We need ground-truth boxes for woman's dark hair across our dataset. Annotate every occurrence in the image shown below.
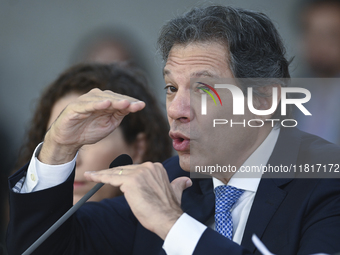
[16,63,172,169]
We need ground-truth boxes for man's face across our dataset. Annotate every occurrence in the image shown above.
[164,42,261,176]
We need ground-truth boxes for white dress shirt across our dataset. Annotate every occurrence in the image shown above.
[18,128,280,255]
[19,142,77,193]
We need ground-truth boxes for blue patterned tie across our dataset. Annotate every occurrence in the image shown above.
[214,185,245,239]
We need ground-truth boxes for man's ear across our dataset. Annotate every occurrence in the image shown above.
[131,133,147,164]
[252,85,281,120]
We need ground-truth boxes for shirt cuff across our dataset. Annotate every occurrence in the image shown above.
[162,213,207,255]
[21,142,77,193]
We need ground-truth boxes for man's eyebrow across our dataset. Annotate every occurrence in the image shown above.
[163,69,170,77]
[190,71,218,78]
[163,69,219,78]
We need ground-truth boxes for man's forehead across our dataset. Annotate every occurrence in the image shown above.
[166,42,227,59]
[163,42,230,78]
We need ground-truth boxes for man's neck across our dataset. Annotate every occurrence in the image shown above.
[215,123,276,184]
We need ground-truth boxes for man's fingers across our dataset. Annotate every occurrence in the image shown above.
[84,168,126,186]
[128,100,146,112]
[69,88,145,115]
[71,99,144,115]
[89,88,146,108]
[84,164,137,185]
[170,177,192,204]
[111,99,145,114]
[101,89,141,102]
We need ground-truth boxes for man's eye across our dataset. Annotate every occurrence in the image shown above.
[197,86,211,94]
[164,85,177,94]
[198,87,210,93]
[196,82,212,94]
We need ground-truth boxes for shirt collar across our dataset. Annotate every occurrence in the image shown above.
[213,127,280,193]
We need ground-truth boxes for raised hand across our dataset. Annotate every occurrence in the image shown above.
[39,88,145,165]
[84,162,192,240]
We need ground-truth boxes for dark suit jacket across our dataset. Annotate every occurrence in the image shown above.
[6,128,340,255]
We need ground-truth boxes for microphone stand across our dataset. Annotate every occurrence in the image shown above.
[22,154,132,255]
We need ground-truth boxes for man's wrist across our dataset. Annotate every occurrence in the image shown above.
[38,131,78,165]
[155,210,183,240]
[162,213,207,255]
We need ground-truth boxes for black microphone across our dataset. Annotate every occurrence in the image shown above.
[22,154,133,255]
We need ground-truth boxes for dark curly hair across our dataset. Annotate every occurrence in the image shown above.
[15,63,172,169]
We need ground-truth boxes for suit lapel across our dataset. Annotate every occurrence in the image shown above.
[241,128,301,252]
[165,156,215,224]
[181,177,215,224]
[241,178,288,252]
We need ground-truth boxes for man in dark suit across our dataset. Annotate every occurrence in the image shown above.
[7,5,340,255]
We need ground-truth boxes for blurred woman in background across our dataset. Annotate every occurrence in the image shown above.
[15,63,172,204]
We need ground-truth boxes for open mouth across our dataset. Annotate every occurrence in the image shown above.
[170,132,190,151]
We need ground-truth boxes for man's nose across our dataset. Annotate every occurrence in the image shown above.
[167,89,192,123]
